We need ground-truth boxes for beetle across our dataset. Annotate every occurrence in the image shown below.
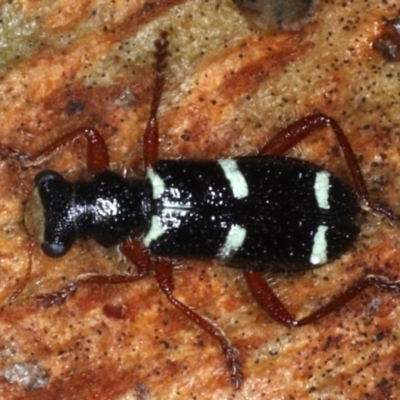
[5,31,400,388]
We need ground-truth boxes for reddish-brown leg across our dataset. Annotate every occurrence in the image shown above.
[141,32,244,386]
[245,271,400,326]
[0,126,110,195]
[37,235,245,386]
[8,127,110,302]
[25,127,110,174]
[0,142,31,195]
[35,32,170,305]
[143,31,169,169]
[137,31,243,386]
[78,238,152,285]
[155,257,244,389]
[243,113,398,327]
[36,237,151,307]
[260,113,392,219]
[8,240,36,302]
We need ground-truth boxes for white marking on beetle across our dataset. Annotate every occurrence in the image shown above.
[218,159,249,199]
[217,224,247,259]
[314,171,331,209]
[160,187,193,228]
[95,198,118,217]
[160,206,191,229]
[310,225,328,265]
[147,167,165,199]
[143,215,165,246]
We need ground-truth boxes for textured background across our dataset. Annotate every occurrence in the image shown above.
[0,0,399,399]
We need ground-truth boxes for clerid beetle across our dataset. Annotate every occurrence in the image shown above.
[5,31,400,389]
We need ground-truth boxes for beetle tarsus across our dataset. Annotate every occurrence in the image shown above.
[36,283,78,308]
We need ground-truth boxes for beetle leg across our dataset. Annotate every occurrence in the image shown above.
[8,239,35,302]
[24,127,110,174]
[143,31,169,169]
[6,126,110,303]
[0,142,31,195]
[119,236,153,275]
[244,270,400,327]
[36,283,79,308]
[260,113,393,220]
[36,237,151,307]
[155,257,244,389]
[77,237,152,284]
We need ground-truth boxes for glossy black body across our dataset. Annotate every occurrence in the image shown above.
[35,170,151,256]
[35,155,360,271]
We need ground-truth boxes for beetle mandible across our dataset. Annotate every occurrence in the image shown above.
[4,31,400,389]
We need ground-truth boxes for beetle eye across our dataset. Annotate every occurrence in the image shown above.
[34,170,63,187]
[41,241,71,258]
